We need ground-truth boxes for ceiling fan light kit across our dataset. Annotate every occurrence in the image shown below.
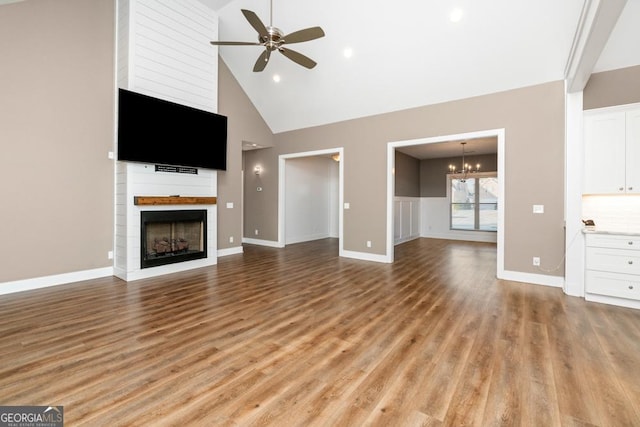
[210,1,325,72]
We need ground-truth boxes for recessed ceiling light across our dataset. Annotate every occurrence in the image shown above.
[343,47,353,58]
[273,74,281,83]
[450,7,464,23]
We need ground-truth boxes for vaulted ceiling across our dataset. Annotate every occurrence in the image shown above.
[200,0,640,134]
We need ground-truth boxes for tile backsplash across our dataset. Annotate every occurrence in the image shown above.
[582,195,640,233]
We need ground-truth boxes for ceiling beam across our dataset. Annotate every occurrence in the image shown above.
[564,0,628,93]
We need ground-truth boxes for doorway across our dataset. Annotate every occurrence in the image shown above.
[278,148,344,255]
[386,129,505,278]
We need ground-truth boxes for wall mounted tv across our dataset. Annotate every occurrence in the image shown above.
[117,88,227,170]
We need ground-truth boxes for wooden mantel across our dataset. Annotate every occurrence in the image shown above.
[133,196,217,206]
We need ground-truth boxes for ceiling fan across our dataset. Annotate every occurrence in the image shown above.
[210,0,325,72]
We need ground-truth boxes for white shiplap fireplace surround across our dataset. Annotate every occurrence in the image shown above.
[114,164,218,281]
[114,0,219,281]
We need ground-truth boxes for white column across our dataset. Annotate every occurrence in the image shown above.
[564,89,585,297]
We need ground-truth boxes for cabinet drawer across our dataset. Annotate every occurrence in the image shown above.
[586,270,640,301]
[585,234,640,250]
[586,247,640,274]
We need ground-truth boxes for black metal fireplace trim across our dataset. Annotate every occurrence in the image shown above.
[140,209,207,269]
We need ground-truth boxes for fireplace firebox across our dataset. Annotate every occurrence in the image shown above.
[140,210,207,269]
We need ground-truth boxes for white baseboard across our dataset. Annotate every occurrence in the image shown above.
[585,293,640,310]
[217,246,244,257]
[499,270,564,288]
[421,231,497,243]
[285,233,330,245]
[394,235,420,246]
[242,238,284,248]
[341,249,392,263]
[0,267,114,296]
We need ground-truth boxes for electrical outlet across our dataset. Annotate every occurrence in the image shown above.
[366,240,372,248]
[229,236,234,243]
[533,257,540,266]
[108,250,113,260]
[255,229,259,236]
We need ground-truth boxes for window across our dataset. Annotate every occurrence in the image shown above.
[449,173,498,231]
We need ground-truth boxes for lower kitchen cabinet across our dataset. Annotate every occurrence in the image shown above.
[585,232,640,309]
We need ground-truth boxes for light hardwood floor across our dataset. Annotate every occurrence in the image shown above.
[1,238,639,426]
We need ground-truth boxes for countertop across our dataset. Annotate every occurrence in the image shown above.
[582,228,640,237]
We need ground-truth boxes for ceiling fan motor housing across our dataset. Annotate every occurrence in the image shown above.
[262,26,284,50]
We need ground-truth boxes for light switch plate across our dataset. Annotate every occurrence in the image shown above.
[533,204,544,214]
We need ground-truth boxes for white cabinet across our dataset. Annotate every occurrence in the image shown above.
[584,105,640,194]
[627,109,640,192]
[585,233,640,308]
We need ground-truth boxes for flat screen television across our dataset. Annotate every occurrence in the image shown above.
[117,88,227,170]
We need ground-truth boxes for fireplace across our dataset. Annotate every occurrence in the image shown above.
[140,210,207,269]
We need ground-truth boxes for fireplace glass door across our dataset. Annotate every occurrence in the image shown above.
[140,210,207,268]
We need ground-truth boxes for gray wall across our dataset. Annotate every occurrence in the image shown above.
[218,60,273,249]
[421,154,498,197]
[394,151,420,197]
[243,81,566,276]
[0,0,115,284]
[584,65,640,110]
[243,148,277,240]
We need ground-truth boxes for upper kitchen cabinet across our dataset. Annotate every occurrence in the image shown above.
[584,104,640,195]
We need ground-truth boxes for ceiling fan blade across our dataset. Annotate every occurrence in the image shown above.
[279,47,317,69]
[283,27,325,44]
[241,9,268,39]
[210,41,262,46]
[253,49,271,72]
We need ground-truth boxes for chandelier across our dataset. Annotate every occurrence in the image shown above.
[448,142,480,182]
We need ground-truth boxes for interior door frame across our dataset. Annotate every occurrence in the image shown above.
[278,147,344,255]
[386,128,505,278]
